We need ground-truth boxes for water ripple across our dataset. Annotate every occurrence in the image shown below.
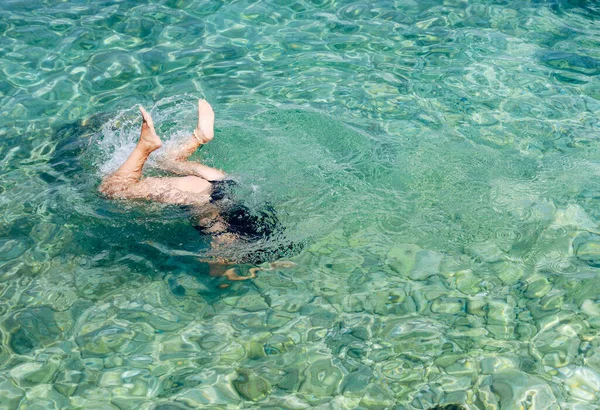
[2,0,600,408]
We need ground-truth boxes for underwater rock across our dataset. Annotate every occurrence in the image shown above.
[574,233,600,267]
[479,356,520,375]
[99,369,124,387]
[263,333,295,355]
[486,298,516,326]
[157,368,203,398]
[466,241,505,263]
[175,367,239,406]
[277,368,302,392]
[539,290,565,311]
[379,355,426,383]
[340,292,367,313]
[345,315,377,341]
[359,383,395,409]
[529,230,576,276]
[299,302,340,328]
[159,332,216,363]
[474,384,500,409]
[348,228,386,252]
[21,357,61,386]
[369,346,396,363]
[242,332,271,359]
[581,299,600,329]
[265,288,312,313]
[441,392,469,408]
[236,294,269,312]
[491,261,524,285]
[444,358,477,377]
[538,51,600,76]
[300,358,344,399]
[486,324,514,340]
[176,385,238,407]
[110,397,149,409]
[4,306,63,355]
[363,289,407,315]
[427,405,467,410]
[76,324,138,357]
[561,366,600,402]
[195,333,227,353]
[118,309,187,333]
[232,311,271,332]
[266,310,296,328]
[551,204,599,232]
[466,297,486,317]
[74,268,121,300]
[431,297,465,314]
[515,322,538,342]
[219,342,246,363]
[410,250,443,280]
[454,269,483,295]
[221,293,268,312]
[0,375,25,408]
[232,368,272,402]
[54,369,83,397]
[0,238,31,263]
[327,250,365,274]
[385,243,420,275]
[16,384,70,409]
[153,403,192,410]
[380,318,444,357]
[253,271,301,292]
[341,366,373,397]
[522,275,552,300]
[491,370,558,409]
[306,230,347,255]
[531,314,587,369]
[438,375,473,393]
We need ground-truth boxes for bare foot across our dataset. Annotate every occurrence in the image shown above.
[270,261,296,269]
[224,268,256,281]
[194,99,215,144]
[139,106,162,151]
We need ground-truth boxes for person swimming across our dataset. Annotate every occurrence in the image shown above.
[98,100,297,280]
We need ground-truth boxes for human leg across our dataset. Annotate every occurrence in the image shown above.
[207,261,257,281]
[157,99,226,181]
[99,107,213,205]
[99,106,161,197]
[133,176,212,205]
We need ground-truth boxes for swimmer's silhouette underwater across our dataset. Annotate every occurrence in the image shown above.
[99,100,298,280]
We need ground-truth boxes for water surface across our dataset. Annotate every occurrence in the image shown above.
[2,0,600,408]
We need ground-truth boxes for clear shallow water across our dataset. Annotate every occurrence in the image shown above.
[2,0,600,408]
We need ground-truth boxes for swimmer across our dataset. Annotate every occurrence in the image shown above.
[99,100,296,280]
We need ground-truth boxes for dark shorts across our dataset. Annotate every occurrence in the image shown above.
[191,180,302,264]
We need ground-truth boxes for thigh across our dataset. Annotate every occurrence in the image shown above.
[128,176,212,205]
[155,157,226,181]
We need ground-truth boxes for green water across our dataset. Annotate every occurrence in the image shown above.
[2,0,600,408]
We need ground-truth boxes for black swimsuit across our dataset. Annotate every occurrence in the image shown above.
[192,180,301,264]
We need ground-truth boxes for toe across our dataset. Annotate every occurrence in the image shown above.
[139,106,154,127]
[198,99,213,113]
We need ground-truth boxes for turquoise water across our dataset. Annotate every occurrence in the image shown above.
[2,0,600,408]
